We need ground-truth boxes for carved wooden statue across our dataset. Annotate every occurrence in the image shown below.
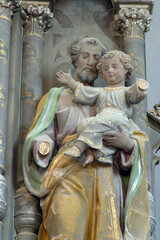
[22,38,150,240]
[57,50,149,167]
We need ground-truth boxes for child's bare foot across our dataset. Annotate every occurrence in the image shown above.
[83,149,95,167]
[65,146,81,157]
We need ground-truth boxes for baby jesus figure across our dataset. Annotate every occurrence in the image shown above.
[56,50,149,166]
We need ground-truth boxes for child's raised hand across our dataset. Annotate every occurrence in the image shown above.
[56,69,77,91]
[56,69,72,85]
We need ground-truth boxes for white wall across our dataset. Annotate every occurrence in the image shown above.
[146,0,160,110]
[146,1,160,238]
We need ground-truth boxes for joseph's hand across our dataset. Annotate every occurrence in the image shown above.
[103,124,134,153]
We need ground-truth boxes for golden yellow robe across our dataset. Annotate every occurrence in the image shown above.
[22,88,150,240]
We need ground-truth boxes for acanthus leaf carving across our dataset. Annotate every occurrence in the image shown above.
[21,4,54,36]
[0,0,21,20]
[114,8,152,39]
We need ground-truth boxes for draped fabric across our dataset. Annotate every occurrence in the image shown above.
[22,87,65,197]
[38,132,150,240]
[22,88,150,240]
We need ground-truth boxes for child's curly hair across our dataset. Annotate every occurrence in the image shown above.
[97,50,133,81]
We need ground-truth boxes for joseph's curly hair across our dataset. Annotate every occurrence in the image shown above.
[97,50,133,81]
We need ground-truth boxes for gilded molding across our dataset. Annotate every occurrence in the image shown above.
[149,103,160,121]
[114,8,152,39]
[21,4,53,37]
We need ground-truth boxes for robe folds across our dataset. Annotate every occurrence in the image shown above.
[22,87,150,240]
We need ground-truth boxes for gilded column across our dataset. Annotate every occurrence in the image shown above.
[14,4,53,240]
[114,7,152,134]
[0,0,20,237]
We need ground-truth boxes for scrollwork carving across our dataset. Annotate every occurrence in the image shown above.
[0,174,7,221]
[149,103,160,121]
[21,4,53,36]
[114,8,152,39]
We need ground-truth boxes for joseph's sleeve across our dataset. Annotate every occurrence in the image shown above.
[32,121,55,168]
[73,82,100,105]
[116,140,137,172]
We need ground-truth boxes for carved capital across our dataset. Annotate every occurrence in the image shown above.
[0,0,12,7]
[21,4,53,37]
[114,8,152,39]
[0,0,21,22]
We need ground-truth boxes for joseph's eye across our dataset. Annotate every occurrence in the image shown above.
[82,54,88,59]
[113,65,117,69]
[94,56,100,61]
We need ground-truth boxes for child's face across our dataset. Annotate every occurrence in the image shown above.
[101,56,127,87]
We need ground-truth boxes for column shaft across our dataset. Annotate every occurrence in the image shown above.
[0,16,11,172]
[114,7,152,134]
[0,3,13,238]
[114,6,154,238]
[14,4,53,240]
[20,35,44,155]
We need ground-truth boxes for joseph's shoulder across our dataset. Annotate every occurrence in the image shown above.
[58,88,73,99]
[57,88,73,110]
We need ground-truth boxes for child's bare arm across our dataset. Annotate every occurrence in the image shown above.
[56,69,78,91]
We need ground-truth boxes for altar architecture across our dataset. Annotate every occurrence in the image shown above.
[0,0,159,239]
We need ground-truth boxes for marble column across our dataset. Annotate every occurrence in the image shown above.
[114,7,152,134]
[14,4,53,240]
[0,0,20,238]
[113,5,155,239]
[20,4,53,145]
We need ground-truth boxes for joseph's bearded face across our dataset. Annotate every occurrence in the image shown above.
[75,44,101,84]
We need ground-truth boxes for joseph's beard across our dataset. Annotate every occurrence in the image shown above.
[78,67,98,84]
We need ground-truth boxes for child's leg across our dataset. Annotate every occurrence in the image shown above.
[65,141,89,157]
[83,149,95,167]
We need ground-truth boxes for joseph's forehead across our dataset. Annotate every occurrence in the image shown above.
[81,44,101,54]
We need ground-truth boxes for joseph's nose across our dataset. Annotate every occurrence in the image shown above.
[87,56,94,65]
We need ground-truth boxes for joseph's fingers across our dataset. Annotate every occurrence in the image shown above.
[117,124,123,133]
[103,142,114,146]
[103,131,117,137]
[103,137,117,142]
